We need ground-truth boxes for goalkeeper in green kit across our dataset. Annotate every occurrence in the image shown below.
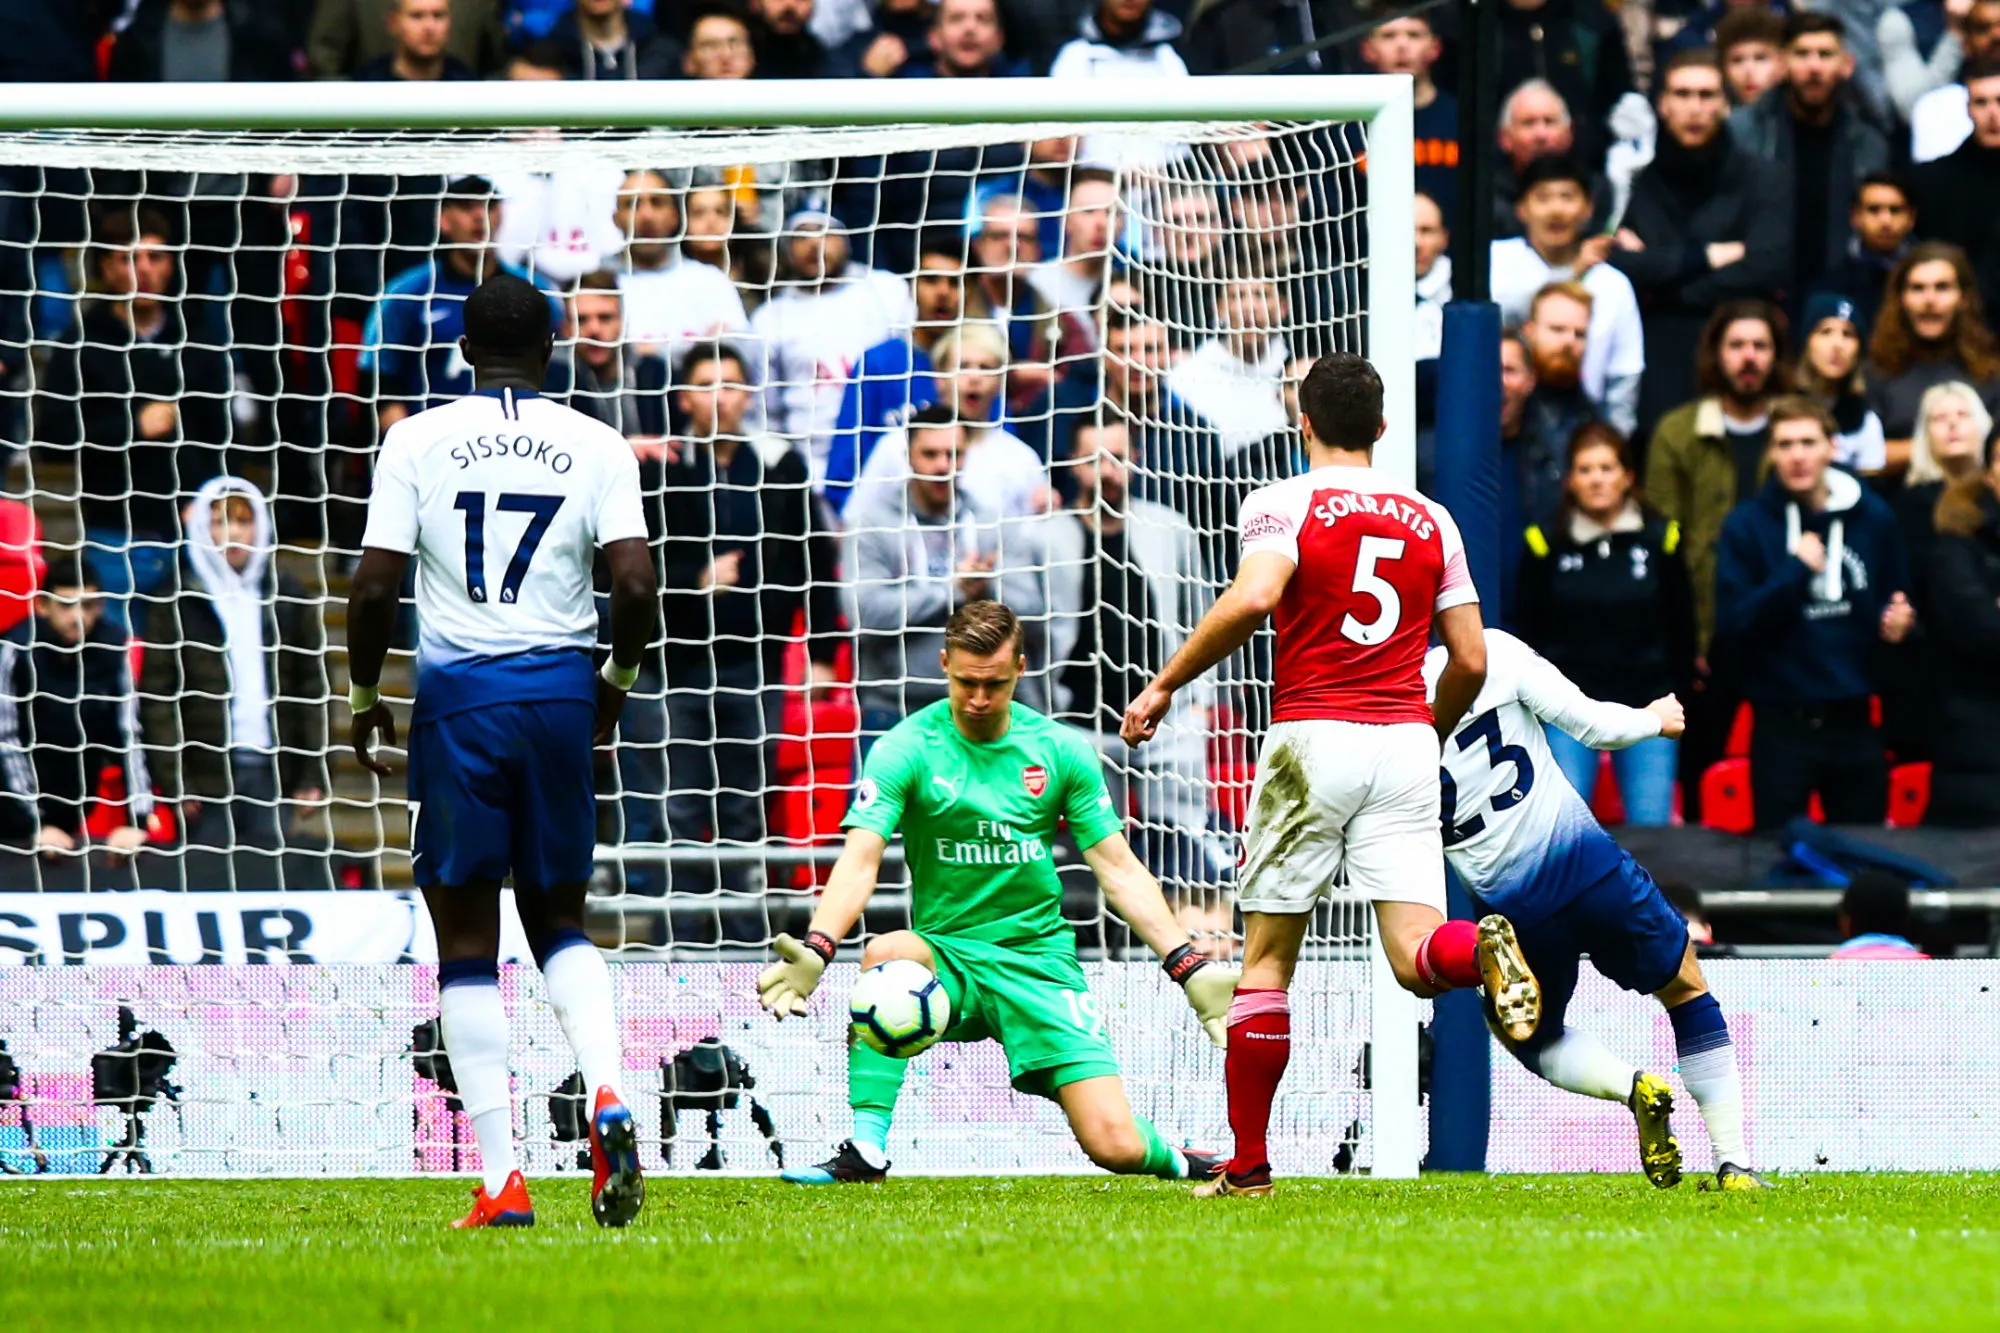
[756,600,1237,1183]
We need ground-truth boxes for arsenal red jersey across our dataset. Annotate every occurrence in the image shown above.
[1237,465,1478,725]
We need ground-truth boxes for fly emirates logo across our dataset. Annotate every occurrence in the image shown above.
[935,820,1048,866]
[1312,491,1435,541]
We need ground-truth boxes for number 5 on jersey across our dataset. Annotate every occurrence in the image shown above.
[1342,535,1405,645]
[454,491,564,605]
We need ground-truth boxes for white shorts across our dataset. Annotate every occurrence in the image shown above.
[1236,719,1445,915]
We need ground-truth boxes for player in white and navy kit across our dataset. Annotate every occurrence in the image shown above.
[1123,353,1540,1197]
[1422,630,1769,1191]
[347,274,660,1228]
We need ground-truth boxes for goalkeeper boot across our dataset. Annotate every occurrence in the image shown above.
[1628,1071,1683,1189]
[589,1087,645,1228]
[453,1171,535,1229]
[1706,1163,1774,1192]
[1476,914,1542,1044]
[1181,1149,1227,1181]
[1192,1163,1274,1198]
[781,1139,889,1185]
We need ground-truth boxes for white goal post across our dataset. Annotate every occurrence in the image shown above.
[0,77,1423,1180]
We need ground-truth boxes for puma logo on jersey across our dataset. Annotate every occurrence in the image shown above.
[930,774,959,803]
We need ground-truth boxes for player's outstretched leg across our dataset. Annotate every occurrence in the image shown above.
[1527,1025,1682,1188]
[1055,1075,1214,1182]
[522,892,643,1227]
[783,930,928,1185]
[1375,903,1543,1043]
[1655,947,1770,1191]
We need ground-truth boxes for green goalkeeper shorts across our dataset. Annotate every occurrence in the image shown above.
[916,931,1121,1099]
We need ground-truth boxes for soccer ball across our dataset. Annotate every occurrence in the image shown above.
[848,958,951,1058]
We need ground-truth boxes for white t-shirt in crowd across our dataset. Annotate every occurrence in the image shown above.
[620,258,750,362]
[493,168,628,286]
[849,423,1050,521]
[749,266,914,481]
[1910,83,1971,163]
[1165,336,1291,453]
[1489,238,1647,407]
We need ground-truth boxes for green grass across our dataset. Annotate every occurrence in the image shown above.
[6,1174,2000,1332]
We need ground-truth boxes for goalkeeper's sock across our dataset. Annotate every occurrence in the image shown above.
[1223,988,1290,1173]
[1668,992,1747,1166]
[1415,919,1481,991]
[438,958,519,1196]
[1534,1027,1639,1102]
[538,930,624,1101]
[848,1041,907,1167]
[1134,1115,1187,1179]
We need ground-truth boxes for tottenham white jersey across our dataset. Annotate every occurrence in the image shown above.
[361,388,647,670]
[1421,631,1661,907]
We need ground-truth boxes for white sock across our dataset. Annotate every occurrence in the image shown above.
[1680,1044,1747,1167]
[438,980,518,1195]
[542,941,625,1101]
[1534,1027,1639,1102]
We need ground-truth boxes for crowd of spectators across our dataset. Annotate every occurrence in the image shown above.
[3,0,2000,908]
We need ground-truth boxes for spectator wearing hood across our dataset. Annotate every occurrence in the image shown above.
[140,478,328,852]
[1714,397,1914,829]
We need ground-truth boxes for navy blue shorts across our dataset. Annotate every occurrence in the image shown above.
[407,698,596,890]
[1473,849,1689,1056]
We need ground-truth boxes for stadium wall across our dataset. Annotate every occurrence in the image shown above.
[2,919,1994,1176]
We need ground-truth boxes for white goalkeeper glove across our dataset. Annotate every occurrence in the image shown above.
[757,931,836,1018]
[1163,944,1238,1049]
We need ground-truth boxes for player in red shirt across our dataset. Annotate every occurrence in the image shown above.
[1122,352,1541,1196]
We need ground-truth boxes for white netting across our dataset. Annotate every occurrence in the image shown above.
[0,109,1404,1175]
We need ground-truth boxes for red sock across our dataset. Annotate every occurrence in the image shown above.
[1223,989,1290,1174]
[1415,919,1481,991]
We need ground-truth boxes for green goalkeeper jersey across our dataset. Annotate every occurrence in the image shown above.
[843,700,1124,952]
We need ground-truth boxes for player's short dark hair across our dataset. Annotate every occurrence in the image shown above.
[1298,352,1384,451]
[944,599,1022,658]
[679,339,748,383]
[1715,6,1785,54]
[1785,10,1846,45]
[463,273,553,359]
[1841,870,1912,938]
[1515,154,1591,196]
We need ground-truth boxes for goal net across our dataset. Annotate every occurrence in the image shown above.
[0,80,1422,1179]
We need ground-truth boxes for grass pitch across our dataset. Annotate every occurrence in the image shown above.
[6,1173,1998,1332]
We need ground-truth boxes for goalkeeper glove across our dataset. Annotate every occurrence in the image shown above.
[757,931,837,1018]
[1163,944,1237,1049]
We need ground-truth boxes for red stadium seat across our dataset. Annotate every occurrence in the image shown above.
[1699,759,1754,834]
[1590,751,1626,826]
[1724,703,1754,758]
[1887,762,1932,829]
[0,498,42,636]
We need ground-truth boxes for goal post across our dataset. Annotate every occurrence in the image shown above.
[0,77,1423,1179]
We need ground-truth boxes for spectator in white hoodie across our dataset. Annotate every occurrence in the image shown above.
[1048,0,1188,169]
